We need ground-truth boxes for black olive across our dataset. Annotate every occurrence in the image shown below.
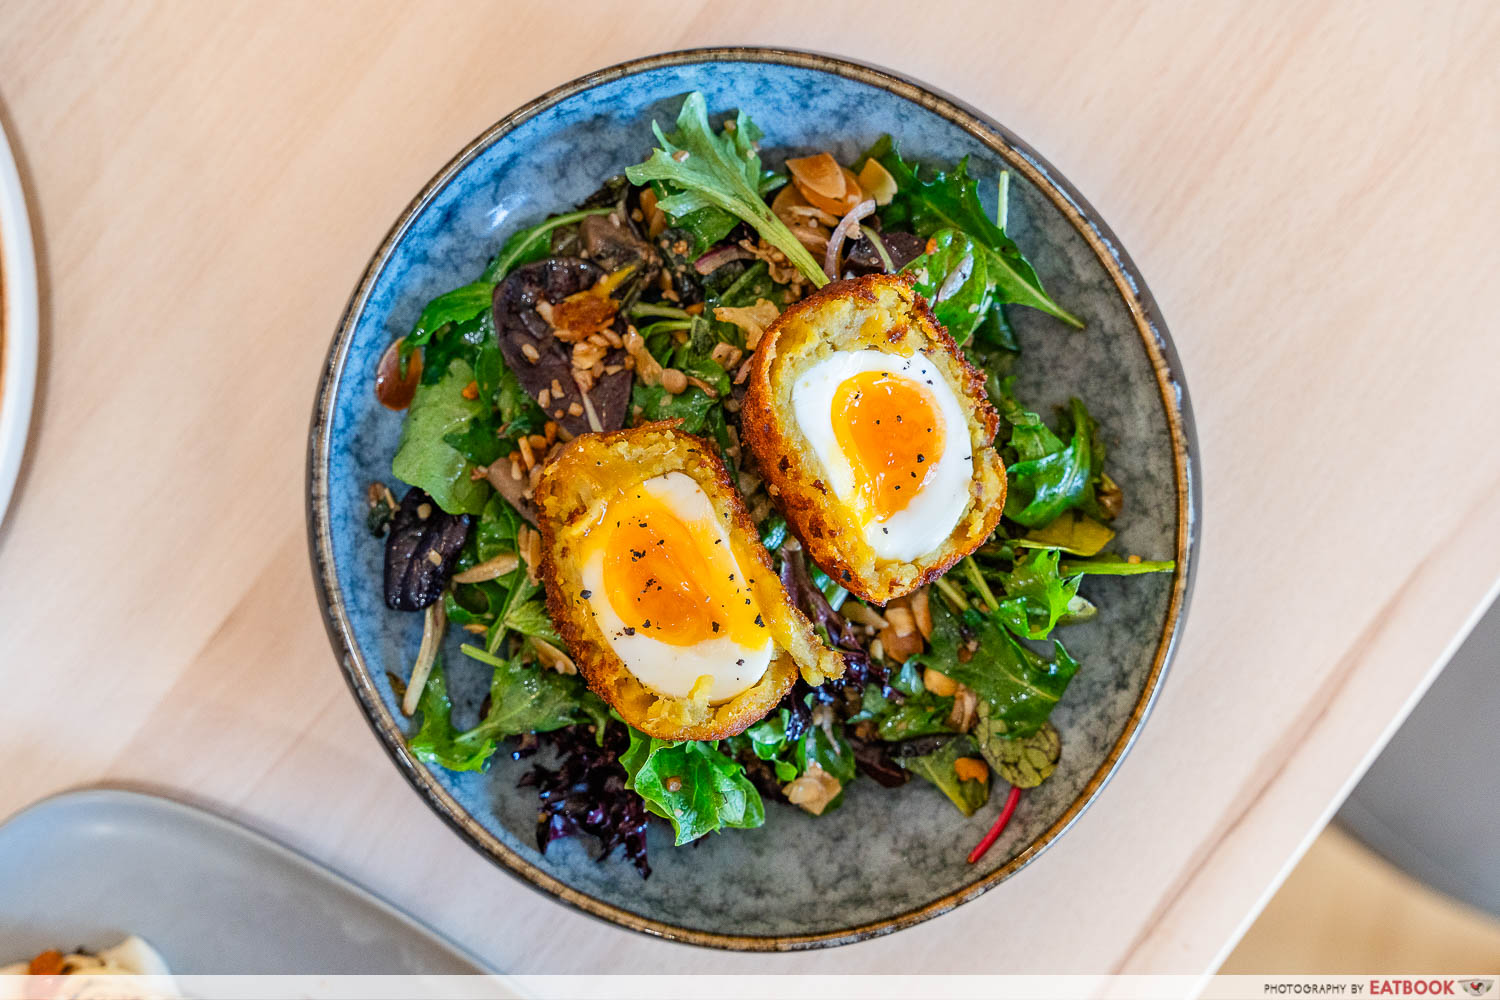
[383,487,473,611]
[842,231,926,277]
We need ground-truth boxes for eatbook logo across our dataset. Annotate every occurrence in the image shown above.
[1462,981,1494,997]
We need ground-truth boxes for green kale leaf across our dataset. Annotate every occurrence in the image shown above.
[899,734,990,816]
[620,730,766,845]
[915,600,1080,740]
[391,357,491,515]
[626,93,827,287]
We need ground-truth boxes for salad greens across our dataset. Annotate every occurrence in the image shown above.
[374,91,1177,876]
[871,138,1083,329]
[410,656,610,773]
[899,735,990,816]
[621,730,766,845]
[914,602,1080,741]
[625,92,826,287]
[391,358,491,515]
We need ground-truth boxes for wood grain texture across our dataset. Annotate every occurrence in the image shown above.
[1224,827,1500,974]
[1,0,1498,974]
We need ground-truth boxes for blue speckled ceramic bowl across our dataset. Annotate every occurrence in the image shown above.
[308,48,1199,950]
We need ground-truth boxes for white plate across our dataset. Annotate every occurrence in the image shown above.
[0,117,37,525]
[0,789,490,974]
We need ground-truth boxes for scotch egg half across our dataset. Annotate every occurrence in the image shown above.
[742,274,1007,604]
[534,421,844,741]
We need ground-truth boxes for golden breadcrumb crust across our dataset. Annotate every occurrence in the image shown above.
[534,421,844,741]
[740,274,1007,605]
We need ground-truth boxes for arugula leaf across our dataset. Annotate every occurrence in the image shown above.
[671,345,731,398]
[649,185,738,258]
[797,716,857,787]
[400,281,493,364]
[409,660,493,772]
[503,598,562,644]
[418,310,490,387]
[453,646,610,755]
[443,579,505,630]
[904,230,995,344]
[730,706,857,800]
[735,711,799,782]
[442,415,505,467]
[711,259,782,309]
[391,358,492,515]
[473,494,522,562]
[620,730,765,845]
[899,735,990,816]
[873,138,1081,328]
[974,713,1061,789]
[631,382,718,433]
[626,93,827,287]
[995,549,1082,640]
[480,206,616,283]
[976,301,1021,353]
[915,601,1080,739]
[850,659,955,740]
[486,567,540,655]
[850,683,955,741]
[999,384,1098,528]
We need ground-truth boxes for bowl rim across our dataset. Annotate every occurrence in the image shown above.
[307,45,1201,952]
[0,116,38,528]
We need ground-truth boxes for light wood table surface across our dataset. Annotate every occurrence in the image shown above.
[2,0,1497,975]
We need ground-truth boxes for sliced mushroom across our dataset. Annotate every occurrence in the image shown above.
[580,213,659,281]
[383,487,473,611]
[492,258,633,437]
[484,462,538,525]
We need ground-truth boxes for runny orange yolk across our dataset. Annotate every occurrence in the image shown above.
[831,369,946,520]
[599,490,763,648]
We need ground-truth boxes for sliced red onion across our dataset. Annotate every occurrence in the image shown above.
[824,199,877,280]
[693,244,754,275]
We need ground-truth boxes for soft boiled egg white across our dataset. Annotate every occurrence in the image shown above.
[792,349,973,562]
[577,471,771,704]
